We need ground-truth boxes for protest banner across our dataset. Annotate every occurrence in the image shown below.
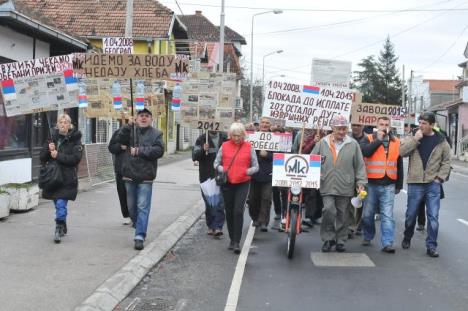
[73,53,189,80]
[351,102,407,126]
[102,37,134,54]
[0,55,74,81]
[262,80,353,130]
[272,153,321,188]
[311,58,352,88]
[246,131,292,152]
[2,73,78,117]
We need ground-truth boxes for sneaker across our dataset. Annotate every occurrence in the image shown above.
[426,248,439,258]
[382,245,396,254]
[335,243,346,253]
[274,214,281,221]
[375,214,381,221]
[134,239,144,250]
[207,229,214,235]
[214,229,223,237]
[279,219,286,232]
[228,241,235,250]
[321,240,336,252]
[362,240,371,246]
[233,243,241,254]
[402,238,411,249]
[416,225,425,231]
[260,225,268,232]
[302,219,314,228]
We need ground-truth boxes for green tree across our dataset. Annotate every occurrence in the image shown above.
[353,37,402,105]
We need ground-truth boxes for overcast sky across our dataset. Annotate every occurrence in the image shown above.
[161,0,468,84]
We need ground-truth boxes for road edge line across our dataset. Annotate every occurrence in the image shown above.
[457,218,468,227]
[224,222,255,311]
[74,200,205,311]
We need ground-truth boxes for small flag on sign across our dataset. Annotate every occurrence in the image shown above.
[1,79,17,101]
[63,70,78,91]
[309,154,321,167]
[171,98,181,111]
[113,96,122,109]
[79,95,88,108]
[273,153,285,166]
[303,85,320,95]
[135,97,145,111]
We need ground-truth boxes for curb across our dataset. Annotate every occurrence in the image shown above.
[451,164,468,176]
[74,200,204,311]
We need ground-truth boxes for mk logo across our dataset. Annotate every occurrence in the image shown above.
[285,156,309,175]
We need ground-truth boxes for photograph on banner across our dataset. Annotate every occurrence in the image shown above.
[217,108,235,125]
[311,58,352,89]
[262,80,353,130]
[198,93,217,106]
[73,53,189,80]
[218,93,232,108]
[198,105,216,119]
[2,73,78,117]
[0,54,74,81]
[246,131,293,152]
[351,102,407,126]
[181,106,197,122]
[272,153,321,188]
[391,115,405,135]
[102,37,134,54]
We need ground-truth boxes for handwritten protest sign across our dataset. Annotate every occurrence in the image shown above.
[0,55,73,81]
[73,53,189,80]
[246,131,292,152]
[311,58,352,88]
[272,153,321,188]
[2,73,78,117]
[351,102,407,126]
[102,37,134,54]
[262,80,353,130]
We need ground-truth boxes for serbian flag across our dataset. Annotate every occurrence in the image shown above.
[273,153,285,166]
[171,97,181,111]
[309,154,321,167]
[303,85,320,95]
[113,96,123,109]
[63,70,78,91]
[135,97,145,111]
[1,79,17,101]
[79,95,88,108]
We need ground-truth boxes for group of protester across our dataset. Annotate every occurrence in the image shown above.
[192,112,451,258]
[39,109,451,259]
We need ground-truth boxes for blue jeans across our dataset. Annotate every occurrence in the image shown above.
[125,181,153,241]
[201,190,225,230]
[54,199,68,221]
[362,184,396,248]
[404,182,441,250]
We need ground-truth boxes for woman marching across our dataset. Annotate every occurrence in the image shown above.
[214,123,258,254]
[40,113,83,243]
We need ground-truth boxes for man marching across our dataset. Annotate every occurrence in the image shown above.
[360,116,403,253]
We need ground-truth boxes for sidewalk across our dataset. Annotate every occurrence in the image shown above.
[451,157,468,175]
[0,152,203,311]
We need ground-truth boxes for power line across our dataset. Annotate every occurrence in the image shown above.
[161,1,468,12]
[174,0,184,15]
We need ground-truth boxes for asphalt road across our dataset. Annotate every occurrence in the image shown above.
[122,171,468,311]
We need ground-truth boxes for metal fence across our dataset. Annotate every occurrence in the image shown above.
[82,143,115,187]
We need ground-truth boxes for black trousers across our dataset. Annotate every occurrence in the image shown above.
[272,186,288,217]
[222,182,250,243]
[116,173,129,218]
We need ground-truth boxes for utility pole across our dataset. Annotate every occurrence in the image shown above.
[401,65,405,108]
[218,0,225,73]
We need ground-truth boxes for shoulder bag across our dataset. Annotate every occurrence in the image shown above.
[215,144,243,186]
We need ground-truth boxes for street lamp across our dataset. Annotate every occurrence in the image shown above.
[249,9,283,123]
[262,50,283,104]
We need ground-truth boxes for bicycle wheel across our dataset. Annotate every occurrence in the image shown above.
[287,207,297,259]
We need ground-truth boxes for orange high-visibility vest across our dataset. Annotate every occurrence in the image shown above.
[365,134,400,180]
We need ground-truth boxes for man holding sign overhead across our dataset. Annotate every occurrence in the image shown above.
[312,115,367,253]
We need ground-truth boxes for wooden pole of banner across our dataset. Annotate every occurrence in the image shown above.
[205,130,209,155]
[130,78,136,147]
[298,122,306,154]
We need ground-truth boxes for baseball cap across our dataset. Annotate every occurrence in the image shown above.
[137,108,152,116]
[331,115,349,127]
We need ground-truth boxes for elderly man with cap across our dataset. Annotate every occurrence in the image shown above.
[116,108,165,250]
[312,115,367,252]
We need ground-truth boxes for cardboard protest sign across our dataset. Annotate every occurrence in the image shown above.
[73,53,189,80]
[272,153,321,188]
[351,102,407,126]
[246,131,292,152]
[0,55,74,81]
[191,119,225,131]
[2,73,78,117]
[262,80,353,130]
[311,58,352,88]
[102,37,134,54]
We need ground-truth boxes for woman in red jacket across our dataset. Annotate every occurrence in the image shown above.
[214,123,259,254]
